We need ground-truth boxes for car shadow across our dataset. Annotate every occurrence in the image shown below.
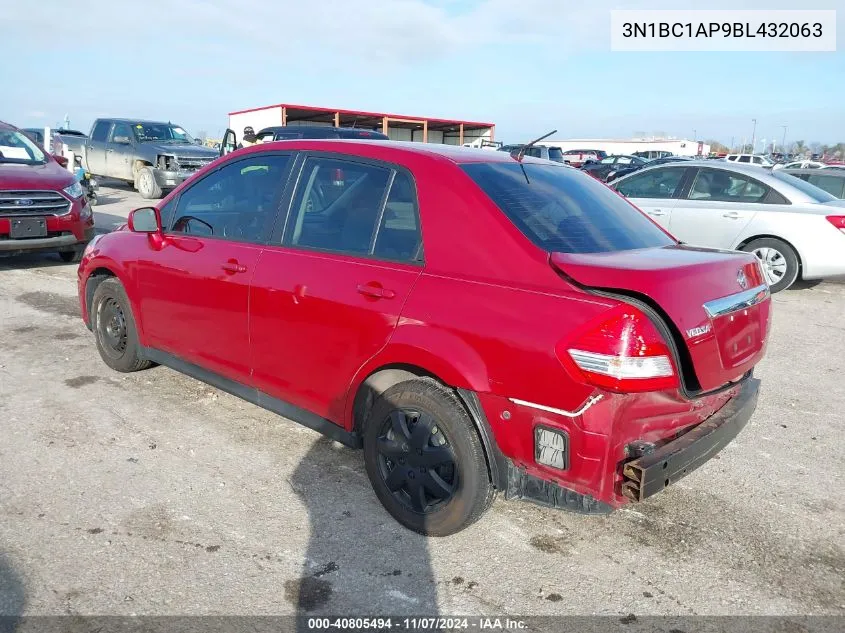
[288,437,438,625]
[0,252,75,271]
[0,553,27,632]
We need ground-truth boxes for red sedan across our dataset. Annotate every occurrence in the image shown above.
[77,140,770,535]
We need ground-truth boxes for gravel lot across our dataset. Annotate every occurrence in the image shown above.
[0,183,843,620]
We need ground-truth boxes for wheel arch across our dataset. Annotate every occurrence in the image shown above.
[82,259,145,338]
[735,233,804,277]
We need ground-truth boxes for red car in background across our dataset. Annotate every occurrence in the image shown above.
[1,121,95,262]
[77,141,769,535]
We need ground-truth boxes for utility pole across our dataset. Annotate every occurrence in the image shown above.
[750,119,757,155]
[730,136,735,152]
[693,129,697,141]
[781,125,787,153]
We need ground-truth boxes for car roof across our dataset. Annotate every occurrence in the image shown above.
[233,138,551,165]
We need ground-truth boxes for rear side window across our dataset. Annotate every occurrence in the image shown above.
[462,162,675,254]
[373,172,422,262]
[737,155,751,163]
[615,167,685,199]
[286,157,392,255]
[91,121,110,142]
[688,169,769,203]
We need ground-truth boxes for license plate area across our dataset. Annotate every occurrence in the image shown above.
[10,217,48,239]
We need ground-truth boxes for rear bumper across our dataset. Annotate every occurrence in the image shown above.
[620,377,760,502]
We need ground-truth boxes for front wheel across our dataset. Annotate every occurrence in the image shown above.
[740,237,799,293]
[363,379,495,536]
[136,166,163,199]
[91,278,152,372]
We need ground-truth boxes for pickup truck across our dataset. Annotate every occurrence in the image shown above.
[69,118,218,199]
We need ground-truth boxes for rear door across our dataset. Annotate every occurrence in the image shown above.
[612,166,689,230]
[668,167,772,248]
[249,154,423,424]
[85,120,111,175]
[136,152,293,383]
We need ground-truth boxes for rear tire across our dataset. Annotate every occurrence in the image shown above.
[362,379,495,536]
[136,166,162,199]
[740,237,799,293]
[91,278,151,372]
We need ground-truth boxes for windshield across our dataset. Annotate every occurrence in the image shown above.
[772,170,837,203]
[133,123,193,144]
[463,162,675,253]
[0,129,47,164]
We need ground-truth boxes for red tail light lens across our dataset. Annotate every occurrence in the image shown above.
[826,215,845,231]
[558,307,679,393]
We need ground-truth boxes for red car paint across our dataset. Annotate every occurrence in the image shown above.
[77,140,769,510]
[0,121,94,257]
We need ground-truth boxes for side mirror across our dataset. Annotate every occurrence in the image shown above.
[113,135,132,145]
[128,207,161,233]
[52,154,69,167]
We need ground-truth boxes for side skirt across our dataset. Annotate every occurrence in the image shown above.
[140,347,362,449]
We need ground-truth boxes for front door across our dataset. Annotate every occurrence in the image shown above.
[669,167,762,249]
[612,165,689,231]
[107,121,136,181]
[250,155,424,425]
[136,152,293,384]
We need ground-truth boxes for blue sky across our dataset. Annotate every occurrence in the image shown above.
[3,0,843,146]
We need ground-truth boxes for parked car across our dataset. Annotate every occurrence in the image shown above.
[724,154,775,167]
[633,150,675,160]
[611,161,845,292]
[0,121,94,261]
[498,144,565,163]
[783,168,845,199]
[560,149,605,167]
[73,118,219,199]
[775,160,828,170]
[581,154,649,182]
[77,140,769,535]
[22,128,87,155]
[220,126,390,156]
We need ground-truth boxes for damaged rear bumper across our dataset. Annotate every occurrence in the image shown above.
[621,377,761,502]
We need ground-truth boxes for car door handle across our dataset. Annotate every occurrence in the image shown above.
[648,210,666,216]
[357,284,395,299]
[722,212,741,219]
[221,260,247,274]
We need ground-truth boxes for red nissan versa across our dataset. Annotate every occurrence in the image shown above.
[77,140,770,536]
[1,121,94,261]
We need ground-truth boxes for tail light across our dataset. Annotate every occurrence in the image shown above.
[557,307,679,393]
[826,216,845,232]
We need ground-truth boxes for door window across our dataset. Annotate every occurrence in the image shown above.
[91,121,110,142]
[169,154,290,242]
[737,155,751,163]
[688,169,769,202]
[110,122,134,142]
[286,157,392,256]
[614,167,685,199]
[616,156,633,165]
[373,172,423,262]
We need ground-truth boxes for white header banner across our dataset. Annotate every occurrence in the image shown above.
[611,10,837,52]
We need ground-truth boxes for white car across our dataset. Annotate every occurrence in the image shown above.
[610,161,845,292]
[774,160,829,170]
[724,154,775,167]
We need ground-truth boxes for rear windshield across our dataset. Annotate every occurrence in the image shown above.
[463,162,675,253]
[548,147,564,163]
[771,170,837,203]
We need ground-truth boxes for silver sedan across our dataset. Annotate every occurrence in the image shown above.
[610,161,845,292]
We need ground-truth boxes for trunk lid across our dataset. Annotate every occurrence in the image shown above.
[551,245,771,393]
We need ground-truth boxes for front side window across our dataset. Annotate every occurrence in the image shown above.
[614,167,686,199]
[463,162,674,254]
[688,169,769,202]
[0,129,46,165]
[169,154,290,242]
[286,157,392,255]
[110,122,134,142]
